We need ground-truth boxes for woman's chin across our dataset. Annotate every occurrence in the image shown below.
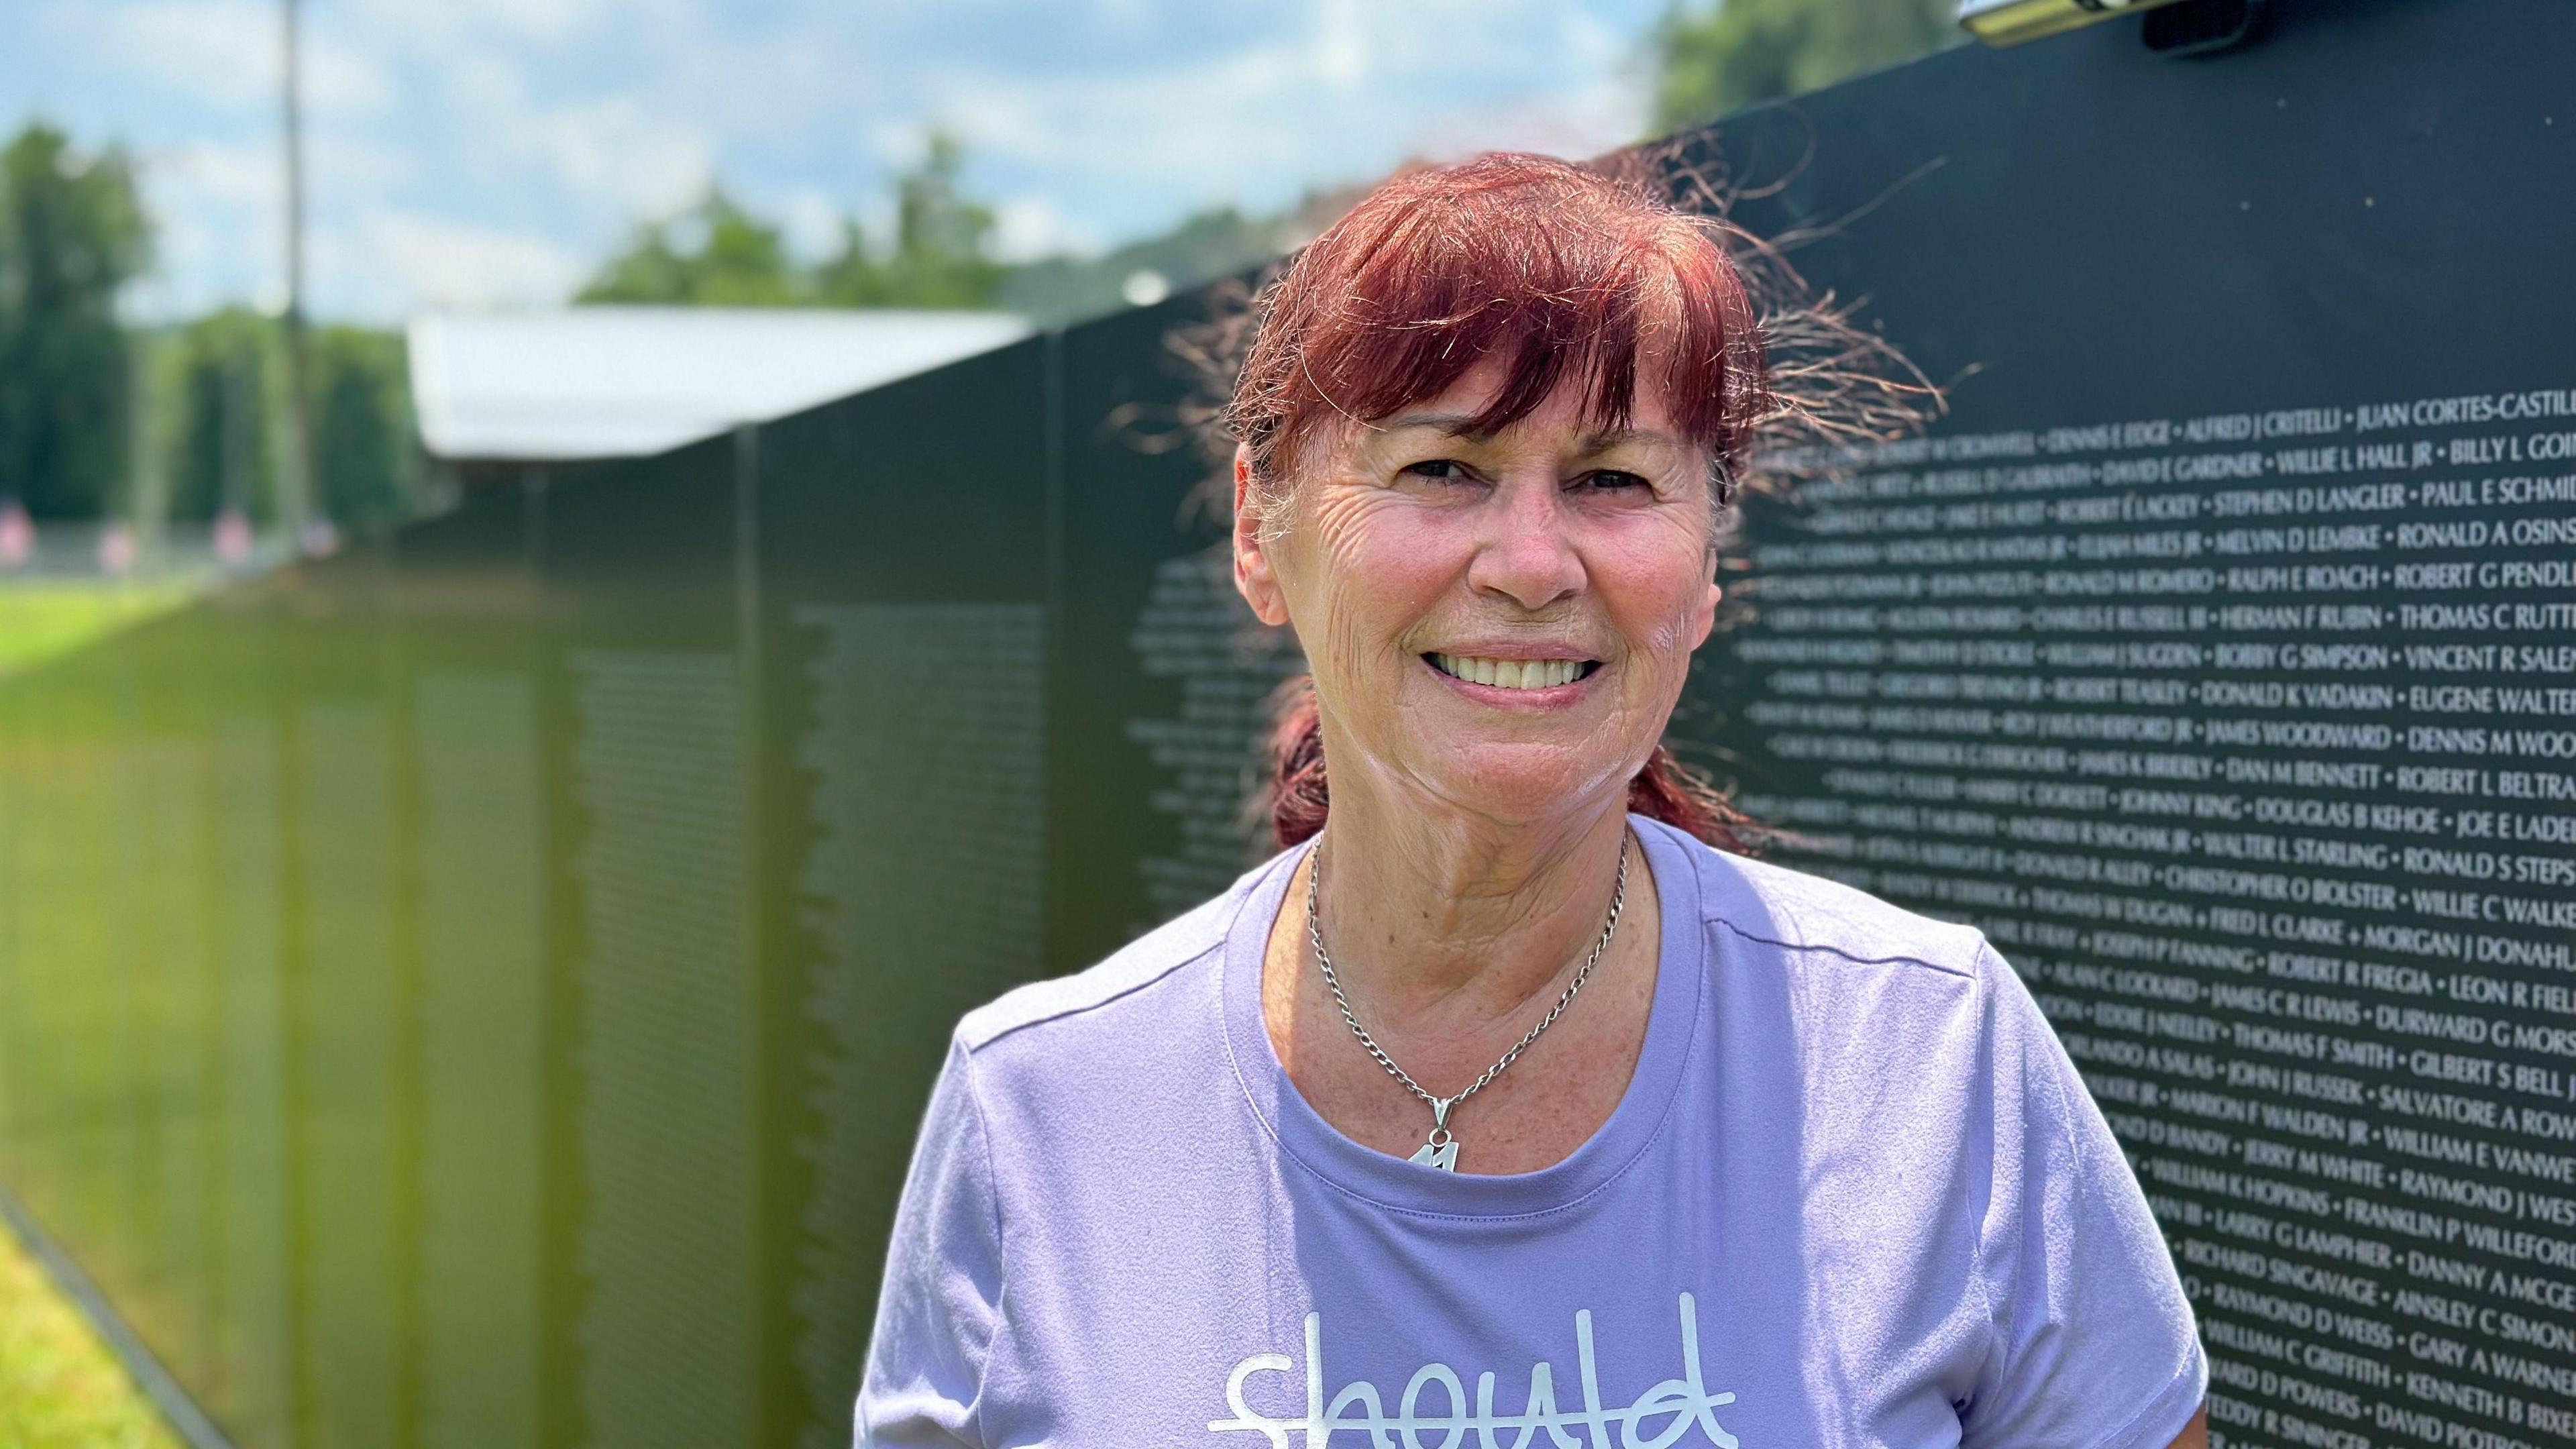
[1403,744,1638,826]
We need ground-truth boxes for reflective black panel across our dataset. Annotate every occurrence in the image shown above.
[1,7,2568,1446]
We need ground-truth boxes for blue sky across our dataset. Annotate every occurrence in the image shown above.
[3,0,1678,324]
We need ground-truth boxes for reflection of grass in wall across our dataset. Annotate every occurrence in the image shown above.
[0,585,195,680]
[0,629,220,1449]
[0,1218,182,1449]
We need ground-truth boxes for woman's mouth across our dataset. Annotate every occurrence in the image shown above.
[1423,653,1602,690]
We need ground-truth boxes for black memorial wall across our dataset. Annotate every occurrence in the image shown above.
[1693,4,2576,1445]
[0,4,2566,1446]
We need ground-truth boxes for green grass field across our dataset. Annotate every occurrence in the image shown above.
[0,1221,181,1449]
[0,584,196,682]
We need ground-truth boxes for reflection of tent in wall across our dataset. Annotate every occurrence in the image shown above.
[407,307,1032,484]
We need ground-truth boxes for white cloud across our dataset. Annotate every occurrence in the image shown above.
[926,44,1318,189]
[864,119,932,170]
[417,50,716,222]
[38,0,1673,320]
[124,138,282,321]
[307,131,419,199]
[436,48,533,121]
[528,95,716,218]
[89,0,395,117]
[341,0,619,48]
[366,211,585,310]
[914,0,1652,212]
[148,136,280,211]
[1314,0,1367,91]
[991,194,1102,263]
[1406,12,1654,163]
[777,185,848,261]
[120,125,425,321]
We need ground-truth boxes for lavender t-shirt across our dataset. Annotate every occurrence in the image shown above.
[856,814,2206,1448]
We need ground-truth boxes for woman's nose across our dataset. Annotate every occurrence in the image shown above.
[1465,475,1585,612]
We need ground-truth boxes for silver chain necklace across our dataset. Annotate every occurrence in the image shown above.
[1304,831,1629,1172]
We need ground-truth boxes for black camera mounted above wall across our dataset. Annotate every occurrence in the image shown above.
[1958,0,2273,56]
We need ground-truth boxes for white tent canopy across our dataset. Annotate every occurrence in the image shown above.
[409,306,1034,462]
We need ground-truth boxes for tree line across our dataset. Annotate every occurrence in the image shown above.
[571,1,1965,323]
[0,0,1957,536]
[0,123,415,535]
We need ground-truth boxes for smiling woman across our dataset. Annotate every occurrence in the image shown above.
[855,152,2210,1449]
[1234,154,1788,863]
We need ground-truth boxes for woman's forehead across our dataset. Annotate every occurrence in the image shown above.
[1368,408,1688,454]
[1354,359,1690,453]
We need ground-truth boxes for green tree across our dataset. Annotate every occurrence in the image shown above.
[309,325,413,533]
[575,186,801,305]
[0,122,152,519]
[574,130,1008,311]
[813,130,1005,309]
[163,307,276,523]
[161,313,415,533]
[1653,0,1962,132]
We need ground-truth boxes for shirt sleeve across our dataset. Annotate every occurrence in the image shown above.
[1960,938,2208,1449]
[854,1036,1006,1449]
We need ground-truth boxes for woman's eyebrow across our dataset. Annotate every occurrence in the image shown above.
[1375,413,1684,454]
[1574,427,1684,455]
[1377,411,1489,439]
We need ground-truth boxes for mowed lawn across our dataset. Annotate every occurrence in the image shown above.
[0,1221,180,1449]
[0,584,195,681]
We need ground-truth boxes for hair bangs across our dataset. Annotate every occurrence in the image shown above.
[1232,153,1768,508]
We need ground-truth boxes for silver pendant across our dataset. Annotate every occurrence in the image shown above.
[1409,1097,1460,1172]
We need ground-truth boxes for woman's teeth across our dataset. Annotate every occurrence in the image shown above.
[1429,654,1587,690]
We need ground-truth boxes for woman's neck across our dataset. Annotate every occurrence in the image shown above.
[1305,778,1636,1032]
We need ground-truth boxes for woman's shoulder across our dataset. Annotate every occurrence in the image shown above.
[951,847,1291,1062]
[1637,813,1998,983]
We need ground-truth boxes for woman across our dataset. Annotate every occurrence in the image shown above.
[857,152,2208,1448]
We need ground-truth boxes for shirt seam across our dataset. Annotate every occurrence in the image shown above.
[1964,937,2010,1424]
[2039,952,2182,1449]
[964,936,1226,1054]
[953,1036,1008,1449]
[1708,914,1980,979]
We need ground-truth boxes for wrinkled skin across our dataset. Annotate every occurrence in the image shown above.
[1236,354,1719,863]
[1232,352,1715,1177]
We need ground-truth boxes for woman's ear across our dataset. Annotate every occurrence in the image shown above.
[1232,443,1292,627]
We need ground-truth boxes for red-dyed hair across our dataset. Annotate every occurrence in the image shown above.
[1225,151,1774,854]
[1224,152,1772,523]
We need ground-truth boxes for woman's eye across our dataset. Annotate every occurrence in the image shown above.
[1400,459,1476,484]
[1578,470,1652,493]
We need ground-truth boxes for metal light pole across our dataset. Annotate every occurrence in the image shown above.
[280,0,314,551]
